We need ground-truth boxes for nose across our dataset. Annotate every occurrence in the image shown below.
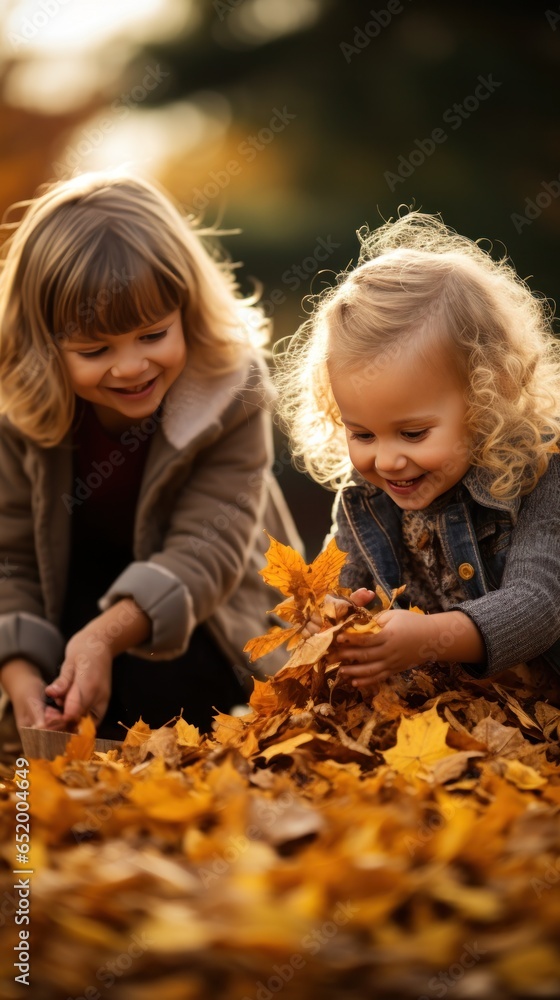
[110,346,150,380]
[374,441,408,476]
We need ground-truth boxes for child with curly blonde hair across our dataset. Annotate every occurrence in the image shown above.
[0,170,300,737]
[275,211,560,687]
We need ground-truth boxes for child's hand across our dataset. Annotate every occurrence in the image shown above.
[44,630,113,730]
[0,659,51,732]
[300,588,374,638]
[335,608,430,687]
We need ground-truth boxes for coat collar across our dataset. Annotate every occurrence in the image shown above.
[161,354,256,451]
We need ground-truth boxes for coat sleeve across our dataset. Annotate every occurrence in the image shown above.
[0,424,64,679]
[452,455,560,676]
[99,375,276,658]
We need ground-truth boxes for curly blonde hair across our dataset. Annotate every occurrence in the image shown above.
[0,170,269,446]
[274,211,560,499]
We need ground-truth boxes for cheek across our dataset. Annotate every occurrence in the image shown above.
[163,337,187,369]
[67,361,102,388]
[347,442,371,472]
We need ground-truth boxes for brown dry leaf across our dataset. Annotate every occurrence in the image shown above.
[383,703,457,780]
[5,536,560,1000]
[492,683,543,736]
[471,716,532,759]
[534,701,560,740]
[333,725,374,757]
[422,750,484,784]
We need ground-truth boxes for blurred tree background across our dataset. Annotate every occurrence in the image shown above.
[0,0,558,554]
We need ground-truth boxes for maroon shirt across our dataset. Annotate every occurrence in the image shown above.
[61,402,152,634]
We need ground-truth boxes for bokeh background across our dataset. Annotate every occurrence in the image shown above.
[1,0,558,555]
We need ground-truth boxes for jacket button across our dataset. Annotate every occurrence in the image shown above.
[458,562,475,580]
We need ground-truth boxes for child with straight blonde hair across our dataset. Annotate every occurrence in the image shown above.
[0,170,300,737]
[275,211,560,686]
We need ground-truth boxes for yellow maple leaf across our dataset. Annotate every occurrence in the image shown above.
[382,703,456,779]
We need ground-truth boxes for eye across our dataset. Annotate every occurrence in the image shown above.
[349,432,374,442]
[141,329,168,343]
[77,346,107,358]
[402,429,428,440]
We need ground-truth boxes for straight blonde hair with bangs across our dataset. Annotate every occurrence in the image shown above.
[0,170,268,446]
[274,211,560,499]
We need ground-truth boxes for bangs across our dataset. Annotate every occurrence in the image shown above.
[46,226,184,340]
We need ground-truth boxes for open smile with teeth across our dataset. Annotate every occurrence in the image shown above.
[111,378,155,394]
[388,476,423,486]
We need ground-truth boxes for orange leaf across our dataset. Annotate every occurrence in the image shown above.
[173,718,202,747]
[259,534,310,597]
[64,715,96,761]
[249,679,280,715]
[244,624,301,662]
[122,718,153,746]
[302,537,349,603]
[260,534,348,606]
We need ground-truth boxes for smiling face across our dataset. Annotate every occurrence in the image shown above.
[59,309,187,433]
[329,350,472,510]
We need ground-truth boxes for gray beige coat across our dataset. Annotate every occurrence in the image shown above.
[0,357,301,693]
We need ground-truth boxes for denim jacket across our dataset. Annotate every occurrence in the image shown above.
[332,456,560,677]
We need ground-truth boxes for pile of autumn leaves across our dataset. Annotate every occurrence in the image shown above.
[1,539,560,1000]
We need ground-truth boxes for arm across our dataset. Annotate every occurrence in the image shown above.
[336,602,485,688]
[449,455,560,676]
[0,424,65,728]
[0,659,48,730]
[43,598,150,728]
